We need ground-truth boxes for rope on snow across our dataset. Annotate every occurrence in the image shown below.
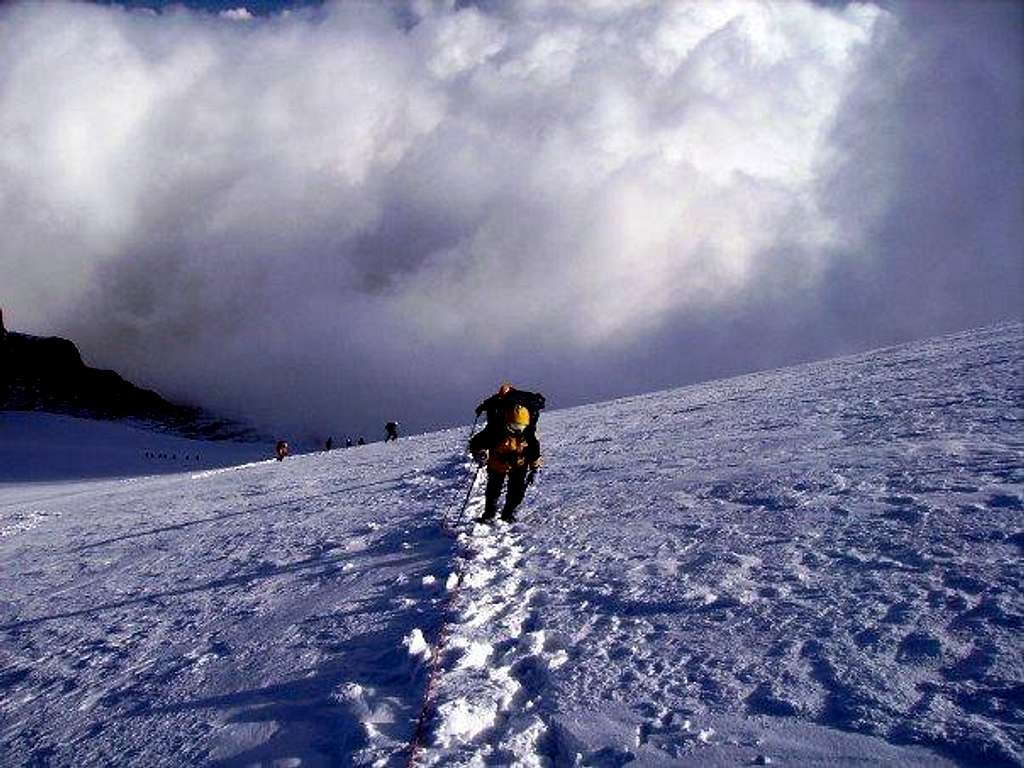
[405,418,481,767]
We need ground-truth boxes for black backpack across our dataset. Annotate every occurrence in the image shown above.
[477,388,546,430]
[512,390,545,428]
[494,390,545,434]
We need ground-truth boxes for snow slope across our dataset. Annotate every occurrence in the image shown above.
[0,412,268,483]
[1,322,1021,767]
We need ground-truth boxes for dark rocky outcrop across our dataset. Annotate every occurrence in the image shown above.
[0,314,257,441]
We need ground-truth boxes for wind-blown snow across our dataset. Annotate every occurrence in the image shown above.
[1,322,1021,766]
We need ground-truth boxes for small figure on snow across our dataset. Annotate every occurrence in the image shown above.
[325,436,334,451]
[275,440,290,461]
[384,421,399,442]
[345,436,353,448]
[469,400,542,523]
[357,436,365,446]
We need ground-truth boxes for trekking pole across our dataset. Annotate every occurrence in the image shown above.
[455,466,481,526]
[452,413,482,528]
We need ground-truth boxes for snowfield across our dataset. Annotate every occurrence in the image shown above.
[0,412,267,484]
[1,322,1021,767]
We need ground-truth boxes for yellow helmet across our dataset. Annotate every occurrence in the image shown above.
[506,404,530,432]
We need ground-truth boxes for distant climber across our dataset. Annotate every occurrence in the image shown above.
[275,440,289,461]
[345,437,353,448]
[469,401,542,523]
[325,436,333,451]
[357,436,365,446]
[385,421,399,442]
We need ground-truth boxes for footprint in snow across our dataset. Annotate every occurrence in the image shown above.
[896,631,943,664]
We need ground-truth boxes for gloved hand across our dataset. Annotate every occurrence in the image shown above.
[473,450,488,467]
[526,468,537,486]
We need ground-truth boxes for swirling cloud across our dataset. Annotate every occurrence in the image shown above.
[1,0,1019,437]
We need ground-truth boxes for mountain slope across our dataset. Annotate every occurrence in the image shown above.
[0,321,1021,766]
[0,325,257,442]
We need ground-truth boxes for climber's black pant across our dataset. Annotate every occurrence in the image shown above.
[483,466,529,519]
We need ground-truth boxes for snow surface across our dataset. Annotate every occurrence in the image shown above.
[0,413,268,483]
[1,322,1021,767]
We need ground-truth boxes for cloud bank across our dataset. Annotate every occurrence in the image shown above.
[1,0,1021,439]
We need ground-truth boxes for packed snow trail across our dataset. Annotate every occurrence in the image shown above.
[2,322,1022,766]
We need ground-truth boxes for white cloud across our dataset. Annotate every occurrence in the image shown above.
[220,8,254,21]
[0,0,1018,436]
